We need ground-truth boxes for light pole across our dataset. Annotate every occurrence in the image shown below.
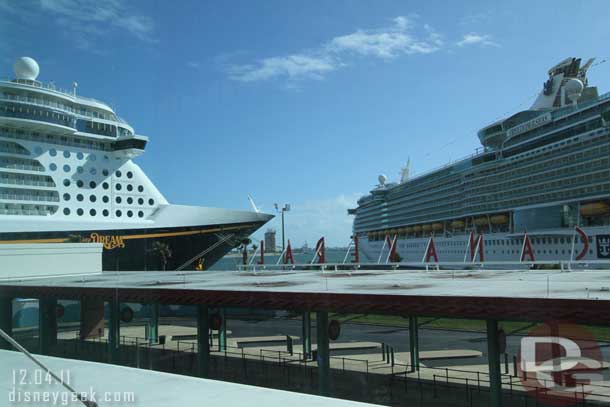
[274,203,290,253]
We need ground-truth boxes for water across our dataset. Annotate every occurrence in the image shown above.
[209,249,350,270]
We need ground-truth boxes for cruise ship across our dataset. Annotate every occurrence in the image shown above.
[0,57,272,270]
[350,57,610,264]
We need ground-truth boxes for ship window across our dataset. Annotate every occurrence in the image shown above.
[103,209,109,217]
[49,149,57,157]
[102,182,109,190]
[63,208,70,215]
[102,169,109,176]
[102,195,109,203]
[148,199,154,206]
[138,198,144,205]
[77,208,84,216]
[63,151,70,158]
[138,185,144,192]
[89,181,96,188]
[49,163,57,171]
[138,211,144,218]
[127,171,133,179]
[77,152,84,160]
[77,180,84,188]
[116,210,122,217]
[116,196,122,204]
[34,147,42,155]
[63,179,70,187]
[77,194,84,202]
[116,184,122,191]
[127,210,133,217]
[63,164,70,172]
[90,209,96,216]
[127,184,133,192]
[115,170,122,177]
[63,193,70,201]
[127,197,133,204]
[90,168,97,175]
[89,195,96,203]
[77,166,83,174]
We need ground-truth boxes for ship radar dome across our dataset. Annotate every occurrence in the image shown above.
[13,57,40,81]
[564,78,584,103]
[378,174,387,185]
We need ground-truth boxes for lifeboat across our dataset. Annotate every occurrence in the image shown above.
[432,223,443,231]
[490,214,509,225]
[474,217,488,226]
[404,226,413,233]
[412,225,422,233]
[451,219,465,229]
[367,232,374,240]
[580,202,610,217]
[422,224,432,232]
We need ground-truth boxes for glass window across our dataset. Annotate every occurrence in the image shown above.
[77,152,84,160]
[138,198,144,205]
[103,209,109,217]
[63,151,70,158]
[116,183,122,191]
[89,181,96,188]
[115,170,122,177]
[49,149,57,157]
[127,184,133,191]
[77,180,84,188]
[63,208,70,215]
[63,179,70,187]
[138,210,144,218]
[77,208,83,216]
[127,171,133,179]
[102,182,109,190]
[102,195,109,203]
[89,195,96,203]
[116,210,122,217]
[77,194,83,202]
[127,210,133,217]
[63,193,70,201]
[116,196,122,204]
[49,163,57,171]
[138,185,144,192]
[63,164,70,172]
[89,209,96,216]
[90,168,97,175]
[148,198,154,206]
[127,197,133,204]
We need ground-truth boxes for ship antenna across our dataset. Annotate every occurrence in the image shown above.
[248,195,260,213]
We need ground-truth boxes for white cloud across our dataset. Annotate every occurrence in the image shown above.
[228,16,443,83]
[0,0,155,51]
[457,32,499,48]
[228,54,338,82]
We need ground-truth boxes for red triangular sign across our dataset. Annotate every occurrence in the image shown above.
[425,236,439,262]
[284,240,295,264]
[520,233,535,262]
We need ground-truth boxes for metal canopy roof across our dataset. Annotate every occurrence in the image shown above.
[2,268,610,324]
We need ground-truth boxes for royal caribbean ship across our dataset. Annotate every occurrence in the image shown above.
[0,57,272,270]
[350,57,610,264]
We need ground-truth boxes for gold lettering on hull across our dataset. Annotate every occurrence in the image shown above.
[89,233,126,250]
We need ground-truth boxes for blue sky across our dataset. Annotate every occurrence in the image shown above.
[1,0,610,247]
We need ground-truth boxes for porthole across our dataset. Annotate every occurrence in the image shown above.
[90,168,97,175]
[116,197,122,204]
[77,152,84,160]
[138,185,144,192]
[138,211,144,218]
[89,195,96,203]
[148,199,154,206]
[102,196,109,203]
[89,181,96,188]
[127,210,133,218]
[116,184,122,191]
[138,198,144,205]
[63,151,70,158]
[102,209,109,217]
[127,171,133,179]
[63,193,70,201]
[34,147,42,155]
[77,166,84,174]
[63,179,70,187]
[102,169,109,176]
[90,154,96,161]
[77,194,84,202]
[102,182,109,190]
[116,210,122,217]
[63,164,71,172]
[49,163,57,171]
[89,209,96,216]
[103,155,109,161]
[77,208,84,216]
[49,149,57,157]
[115,170,122,177]
[127,197,133,204]
[77,180,84,188]
[63,208,70,215]
[127,184,133,192]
